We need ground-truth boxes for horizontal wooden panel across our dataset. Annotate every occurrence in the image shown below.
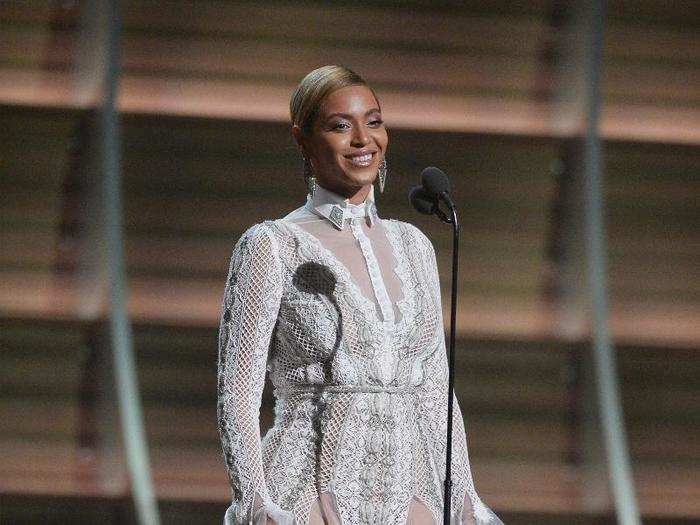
[2,0,698,143]
[5,25,698,106]
[0,231,61,268]
[1,67,697,142]
[0,398,77,439]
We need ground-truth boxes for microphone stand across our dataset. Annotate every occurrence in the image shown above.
[436,196,459,525]
[410,183,460,524]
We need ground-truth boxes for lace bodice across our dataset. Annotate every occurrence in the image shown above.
[217,185,503,525]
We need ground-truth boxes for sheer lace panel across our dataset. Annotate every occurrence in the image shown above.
[308,493,343,525]
[407,497,437,524]
[308,494,446,525]
[301,493,493,524]
[286,212,405,323]
[258,493,489,525]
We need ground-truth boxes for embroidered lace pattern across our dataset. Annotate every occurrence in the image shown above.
[217,196,504,525]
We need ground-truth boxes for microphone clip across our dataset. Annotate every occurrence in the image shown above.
[433,195,453,224]
[433,198,453,224]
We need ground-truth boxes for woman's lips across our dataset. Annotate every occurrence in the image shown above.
[345,151,375,167]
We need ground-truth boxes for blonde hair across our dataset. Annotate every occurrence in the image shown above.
[290,65,380,136]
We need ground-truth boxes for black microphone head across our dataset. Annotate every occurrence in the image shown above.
[421,166,451,197]
[409,185,437,215]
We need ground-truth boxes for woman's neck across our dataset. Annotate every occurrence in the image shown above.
[316,181,371,204]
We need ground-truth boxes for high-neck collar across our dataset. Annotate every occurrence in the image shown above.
[304,184,380,230]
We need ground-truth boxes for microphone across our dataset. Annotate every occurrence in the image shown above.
[421,166,455,210]
[408,167,453,224]
[408,185,437,215]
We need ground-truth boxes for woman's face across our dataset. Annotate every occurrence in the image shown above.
[295,84,389,200]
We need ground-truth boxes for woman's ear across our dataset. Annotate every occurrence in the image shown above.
[291,124,305,151]
[292,125,315,164]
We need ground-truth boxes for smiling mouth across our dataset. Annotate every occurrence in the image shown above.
[345,152,375,167]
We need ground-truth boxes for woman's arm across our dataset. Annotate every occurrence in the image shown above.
[411,225,503,525]
[217,222,292,525]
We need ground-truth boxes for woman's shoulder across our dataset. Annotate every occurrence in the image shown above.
[236,220,273,241]
[230,220,283,259]
[233,216,305,259]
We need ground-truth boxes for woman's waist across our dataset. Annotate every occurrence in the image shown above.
[273,382,419,397]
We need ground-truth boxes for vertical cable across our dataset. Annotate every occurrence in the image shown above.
[582,2,640,523]
[101,1,160,523]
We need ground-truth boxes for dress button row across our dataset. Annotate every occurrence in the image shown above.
[350,224,395,325]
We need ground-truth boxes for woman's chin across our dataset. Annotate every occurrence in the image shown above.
[344,168,377,187]
[347,178,376,192]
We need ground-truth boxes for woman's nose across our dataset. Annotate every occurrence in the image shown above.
[351,126,371,146]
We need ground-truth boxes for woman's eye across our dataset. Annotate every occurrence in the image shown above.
[368,118,384,127]
[332,122,350,130]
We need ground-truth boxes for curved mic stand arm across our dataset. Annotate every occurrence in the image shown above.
[433,201,453,224]
[441,194,459,525]
[432,191,455,225]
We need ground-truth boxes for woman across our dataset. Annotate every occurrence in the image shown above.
[217,65,503,525]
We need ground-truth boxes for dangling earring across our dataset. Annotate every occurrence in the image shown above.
[303,155,316,197]
[308,175,316,197]
[377,158,388,193]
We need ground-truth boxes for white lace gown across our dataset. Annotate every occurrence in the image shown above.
[217,184,504,525]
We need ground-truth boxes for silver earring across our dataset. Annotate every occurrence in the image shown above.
[377,158,387,193]
[303,156,316,197]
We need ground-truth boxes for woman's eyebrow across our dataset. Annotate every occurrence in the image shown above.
[324,108,382,120]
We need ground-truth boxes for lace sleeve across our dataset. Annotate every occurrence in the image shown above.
[217,222,293,525]
[412,226,504,525]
